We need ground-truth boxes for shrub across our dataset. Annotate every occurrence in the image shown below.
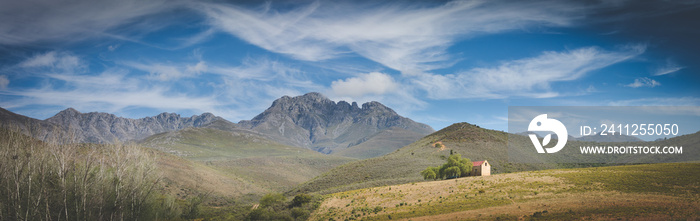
[292,193,313,207]
[260,193,286,208]
[421,154,472,180]
[291,207,310,219]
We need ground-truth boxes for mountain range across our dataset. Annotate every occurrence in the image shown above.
[0,92,433,158]
[1,106,228,144]
[239,92,434,155]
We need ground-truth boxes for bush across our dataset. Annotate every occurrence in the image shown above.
[260,193,286,208]
[291,193,313,207]
[421,167,438,180]
[421,154,472,180]
[291,207,310,219]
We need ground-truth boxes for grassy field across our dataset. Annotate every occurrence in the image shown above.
[291,123,561,196]
[333,127,426,159]
[310,163,700,221]
[142,127,356,202]
[293,122,700,197]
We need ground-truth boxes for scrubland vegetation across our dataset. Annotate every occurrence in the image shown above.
[2,122,698,221]
[0,127,335,221]
[311,163,700,221]
[0,128,164,220]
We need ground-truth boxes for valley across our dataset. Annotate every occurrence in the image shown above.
[1,93,698,220]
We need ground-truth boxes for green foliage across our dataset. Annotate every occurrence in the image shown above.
[291,207,310,219]
[291,193,313,207]
[420,167,438,180]
[183,193,208,219]
[424,154,472,180]
[246,192,321,221]
[260,193,286,208]
[444,166,461,178]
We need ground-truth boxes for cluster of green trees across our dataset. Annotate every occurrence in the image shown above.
[247,193,318,221]
[0,128,167,221]
[421,154,472,180]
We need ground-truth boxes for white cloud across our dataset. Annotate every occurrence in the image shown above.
[0,0,179,45]
[122,61,207,81]
[18,51,84,72]
[653,60,684,76]
[108,44,120,51]
[0,70,220,116]
[0,75,8,90]
[413,45,646,99]
[331,72,399,97]
[625,77,660,88]
[197,1,580,72]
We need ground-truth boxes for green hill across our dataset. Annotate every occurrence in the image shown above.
[291,123,555,195]
[311,163,700,221]
[333,127,426,159]
[292,122,699,196]
[141,127,356,193]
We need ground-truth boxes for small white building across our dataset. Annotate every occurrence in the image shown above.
[471,160,491,176]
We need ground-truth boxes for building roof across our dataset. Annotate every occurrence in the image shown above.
[473,160,485,167]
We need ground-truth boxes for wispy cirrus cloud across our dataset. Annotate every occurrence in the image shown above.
[2,51,229,119]
[0,0,181,45]
[122,60,207,81]
[197,0,582,72]
[411,45,646,99]
[653,59,684,76]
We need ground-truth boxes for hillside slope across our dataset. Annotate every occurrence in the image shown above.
[293,122,700,195]
[333,127,426,159]
[291,123,552,195]
[0,107,60,141]
[311,163,700,221]
[141,127,356,192]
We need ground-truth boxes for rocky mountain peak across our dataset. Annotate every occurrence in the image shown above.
[50,108,81,119]
[43,108,230,143]
[361,101,395,114]
[239,92,434,154]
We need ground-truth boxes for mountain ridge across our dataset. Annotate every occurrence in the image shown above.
[0,92,433,158]
[238,92,434,155]
[0,107,235,144]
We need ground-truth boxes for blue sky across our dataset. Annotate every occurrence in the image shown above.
[0,0,698,132]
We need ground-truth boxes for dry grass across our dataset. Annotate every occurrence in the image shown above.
[310,163,700,221]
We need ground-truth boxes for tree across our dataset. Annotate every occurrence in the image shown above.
[444,166,461,178]
[421,167,437,180]
[291,193,312,207]
[421,154,472,180]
